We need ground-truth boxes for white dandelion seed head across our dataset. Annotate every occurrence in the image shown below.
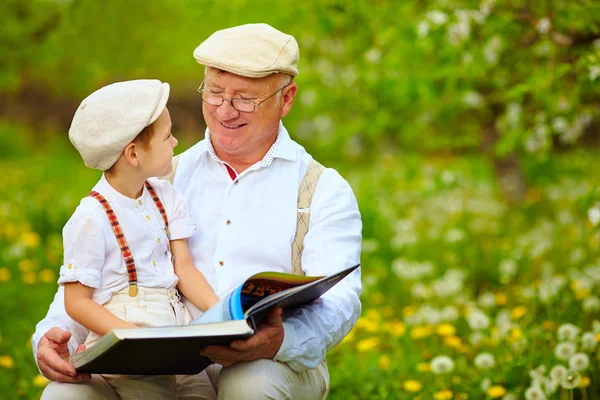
[555,342,577,361]
[477,292,496,309]
[474,352,496,369]
[502,394,518,400]
[560,369,581,390]
[568,353,590,371]
[480,377,491,392]
[589,206,600,227]
[543,380,559,396]
[431,355,455,375]
[557,324,580,342]
[467,309,490,330]
[536,18,551,34]
[417,21,430,38]
[469,331,485,346]
[549,365,567,383]
[426,10,449,26]
[583,296,600,313]
[525,386,547,400]
[441,305,459,322]
[581,332,597,351]
[529,365,547,384]
[592,320,600,333]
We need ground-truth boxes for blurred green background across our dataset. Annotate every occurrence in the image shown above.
[2,0,600,398]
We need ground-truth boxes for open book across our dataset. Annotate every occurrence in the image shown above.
[71,264,359,375]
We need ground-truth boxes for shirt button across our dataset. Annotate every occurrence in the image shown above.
[146,215,151,220]
[157,238,161,244]
[219,261,224,267]
[137,200,142,206]
[234,180,239,185]
[67,263,73,270]
[226,219,231,225]
[152,261,157,267]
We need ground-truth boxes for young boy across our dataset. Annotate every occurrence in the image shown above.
[58,79,219,398]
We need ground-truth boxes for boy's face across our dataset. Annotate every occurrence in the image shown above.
[138,107,178,178]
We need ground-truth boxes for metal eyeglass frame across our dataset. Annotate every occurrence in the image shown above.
[197,78,292,113]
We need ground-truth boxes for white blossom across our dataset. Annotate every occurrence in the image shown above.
[426,10,448,26]
[417,21,430,38]
[555,342,577,361]
[588,205,600,227]
[536,18,551,34]
[364,48,381,64]
[557,323,580,342]
[560,369,581,390]
[474,352,496,369]
[568,353,590,371]
[583,296,600,313]
[581,332,597,351]
[431,355,455,374]
[549,365,567,383]
[525,386,547,400]
[441,305,459,321]
[589,65,600,81]
[467,309,490,330]
[462,91,485,109]
[477,292,496,309]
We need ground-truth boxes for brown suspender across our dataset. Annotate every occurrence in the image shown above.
[88,181,169,297]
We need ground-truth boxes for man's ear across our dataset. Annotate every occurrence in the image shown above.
[122,142,140,167]
[280,82,298,118]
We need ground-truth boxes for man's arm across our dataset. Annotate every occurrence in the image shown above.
[32,286,90,380]
[200,169,362,371]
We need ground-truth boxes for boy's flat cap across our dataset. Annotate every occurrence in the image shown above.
[69,79,169,171]
[193,23,299,78]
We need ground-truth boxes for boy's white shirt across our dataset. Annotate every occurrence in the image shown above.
[57,175,198,305]
[33,122,362,373]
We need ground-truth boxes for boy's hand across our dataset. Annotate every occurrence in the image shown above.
[199,307,284,366]
[37,327,91,383]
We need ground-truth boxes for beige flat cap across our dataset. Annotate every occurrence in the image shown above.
[193,23,299,78]
[69,79,170,171]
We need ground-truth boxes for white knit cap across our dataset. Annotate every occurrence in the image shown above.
[193,23,299,78]
[69,79,170,171]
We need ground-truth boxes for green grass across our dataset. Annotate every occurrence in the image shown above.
[1,124,600,399]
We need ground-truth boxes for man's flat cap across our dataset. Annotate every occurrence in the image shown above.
[193,23,299,78]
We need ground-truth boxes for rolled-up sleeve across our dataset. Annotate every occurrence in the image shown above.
[274,169,362,371]
[57,212,105,288]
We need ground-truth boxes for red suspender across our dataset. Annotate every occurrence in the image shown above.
[88,181,169,297]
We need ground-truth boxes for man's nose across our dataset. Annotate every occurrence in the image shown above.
[216,98,240,119]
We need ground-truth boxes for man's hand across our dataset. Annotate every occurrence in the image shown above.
[37,327,91,383]
[200,307,284,367]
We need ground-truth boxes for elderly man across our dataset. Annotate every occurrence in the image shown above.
[33,23,362,399]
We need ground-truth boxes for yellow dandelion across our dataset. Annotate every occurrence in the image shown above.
[509,328,522,341]
[379,355,391,370]
[436,323,456,337]
[342,329,355,344]
[410,325,433,339]
[495,292,507,306]
[366,308,381,322]
[0,355,14,369]
[403,306,417,317]
[4,223,17,239]
[511,306,528,320]
[576,289,591,299]
[381,306,395,318]
[579,376,591,388]
[417,362,431,372]
[18,259,39,272]
[388,321,406,337]
[356,337,380,352]
[356,317,378,333]
[22,271,37,285]
[402,380,422,392]
[0,267,11,282]
[444,335,463,349]
[434,389,453,400]
[487,385,507,398]
[21,231,41,248]
[39,269,56,283]
[33,374,50,387]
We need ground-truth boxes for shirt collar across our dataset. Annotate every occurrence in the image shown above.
[97,174,146,209]
[197,121,298,166]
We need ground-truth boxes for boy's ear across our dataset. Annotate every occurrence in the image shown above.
[122,142,140,167]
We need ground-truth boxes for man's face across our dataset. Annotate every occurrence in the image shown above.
[202,68,297,162]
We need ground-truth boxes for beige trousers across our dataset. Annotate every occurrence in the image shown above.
[41,359,329,399]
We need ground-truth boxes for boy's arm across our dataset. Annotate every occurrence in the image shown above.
[64,282,136,336]
[171,239,219,311]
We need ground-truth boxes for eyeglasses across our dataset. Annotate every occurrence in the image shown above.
[197,79,292,113]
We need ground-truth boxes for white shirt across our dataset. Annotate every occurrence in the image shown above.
[57,175,198,305]
[32,122,362,372]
